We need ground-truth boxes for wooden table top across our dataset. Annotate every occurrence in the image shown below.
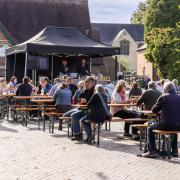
[138,110,158,116]
[31,99,54,103]
[108,103,138,107]
[13,95,53,100]
[0,94,16,98]
[72,104,87,108]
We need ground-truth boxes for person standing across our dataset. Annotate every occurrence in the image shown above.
[66,77,77,96]
[59,59,69,75]
[77,59,89,77]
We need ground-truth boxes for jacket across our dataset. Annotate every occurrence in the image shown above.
[16,83,32,96]
[152,92,180,130]
[79,87,95,102]
[137,89,162,110]
[87,93,108,123]
[129,88,142,98]
[53,88,72,107]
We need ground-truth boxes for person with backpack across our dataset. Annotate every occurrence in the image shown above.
[81,84,111,144]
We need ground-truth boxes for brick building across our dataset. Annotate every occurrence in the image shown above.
[0,22,14,76]
[137,44,159,81]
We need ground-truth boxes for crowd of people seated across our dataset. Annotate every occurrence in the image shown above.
[0,75,180,158]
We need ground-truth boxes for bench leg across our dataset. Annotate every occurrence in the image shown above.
[167,135,172,159]
[49,118,51,133]
[105,122,107,131]
[162,135,166,159]
[139,128,142,150]
[25,112,28,127]
[97,123,100,146]
[158,134,161,152]
[52,117,55,134]
[108,121,111,131]
[43,116,46,131]
[144,128,148,153]
[67,123,70,138]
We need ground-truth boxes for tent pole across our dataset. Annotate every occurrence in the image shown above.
[35,69,37,86]
[115,56,118,81]
[51,55,54,84]
[5,55,7,81]
[89,58,92,74]
[13,53,16,76]
[24,52,28,77]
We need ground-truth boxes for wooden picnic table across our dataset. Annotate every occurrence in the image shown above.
[31,98,54,131]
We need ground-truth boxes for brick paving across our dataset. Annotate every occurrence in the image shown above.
[0,119,180,180]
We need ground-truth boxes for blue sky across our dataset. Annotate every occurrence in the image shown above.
[88,0,146,23]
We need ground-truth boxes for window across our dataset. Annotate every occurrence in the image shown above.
[120,40,129,55]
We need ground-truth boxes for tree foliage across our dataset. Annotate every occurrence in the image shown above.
[145,0,180,81]
[131,1,147,24]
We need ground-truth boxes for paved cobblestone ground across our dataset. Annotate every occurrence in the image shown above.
[0,119,180,180]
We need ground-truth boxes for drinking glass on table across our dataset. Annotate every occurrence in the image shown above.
[80,98,87,104]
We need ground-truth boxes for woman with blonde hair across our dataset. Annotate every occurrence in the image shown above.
[111,80,139,138]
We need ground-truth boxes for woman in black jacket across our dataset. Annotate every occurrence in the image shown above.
[81,84,109,143]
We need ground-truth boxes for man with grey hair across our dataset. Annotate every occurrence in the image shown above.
[137,81,162,110]
[143,82,180,158]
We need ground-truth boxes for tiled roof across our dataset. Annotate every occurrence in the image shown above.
[92,23,144,45]
[0,0,91,43]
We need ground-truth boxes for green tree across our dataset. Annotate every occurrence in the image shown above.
[145,0,180,81]
[130,1,147,24]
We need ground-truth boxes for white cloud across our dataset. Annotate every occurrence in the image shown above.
[88,0,146,23]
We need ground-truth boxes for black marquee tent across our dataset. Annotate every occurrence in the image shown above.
[6,26,120,82]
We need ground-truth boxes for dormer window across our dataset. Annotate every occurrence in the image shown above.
[120,40,129,55]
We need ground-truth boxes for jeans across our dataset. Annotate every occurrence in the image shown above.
[81,115,92,137]
[71,110,86,135]
[63,108,78,117]
[147,122,178,152]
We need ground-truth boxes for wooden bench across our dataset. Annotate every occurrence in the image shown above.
[131,124,149,150]
[44,112,63,133]
[15,107,41,127]
[104,117,148,131]
[153,130,180,159]
[92,118,148,145]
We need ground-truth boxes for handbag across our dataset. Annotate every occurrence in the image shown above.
[98,93,112,121]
